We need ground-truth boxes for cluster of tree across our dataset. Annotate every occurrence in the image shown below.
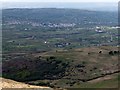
[2,55,69,82]
[109,50,120,55]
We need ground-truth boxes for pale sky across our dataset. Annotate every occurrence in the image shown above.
[1,0,118,11]
[1,0,119,2]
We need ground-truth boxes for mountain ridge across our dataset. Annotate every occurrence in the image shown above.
[2,8,117,26]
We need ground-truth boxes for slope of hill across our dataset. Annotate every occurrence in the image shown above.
[1,77,53,89]
[2,46,119,88]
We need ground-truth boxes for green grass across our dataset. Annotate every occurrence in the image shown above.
[73,74,119,88]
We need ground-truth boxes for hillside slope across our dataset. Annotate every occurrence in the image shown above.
[0,77,53,89]
[2,46,119,88]
[2,8,117,25]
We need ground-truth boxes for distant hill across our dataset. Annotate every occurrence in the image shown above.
[2,8,117,26]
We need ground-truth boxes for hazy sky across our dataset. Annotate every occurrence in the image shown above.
[1,0,119,2]
[1,0,118,11]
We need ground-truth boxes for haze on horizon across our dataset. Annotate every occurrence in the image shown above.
[2,2,118,11]
[1,0,119,2]
[1,0,118,11]
[2,2,118,12]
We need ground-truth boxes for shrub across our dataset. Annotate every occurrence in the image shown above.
[49,56,56,59]
[109,51,114,55]
[99,51,102,53]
